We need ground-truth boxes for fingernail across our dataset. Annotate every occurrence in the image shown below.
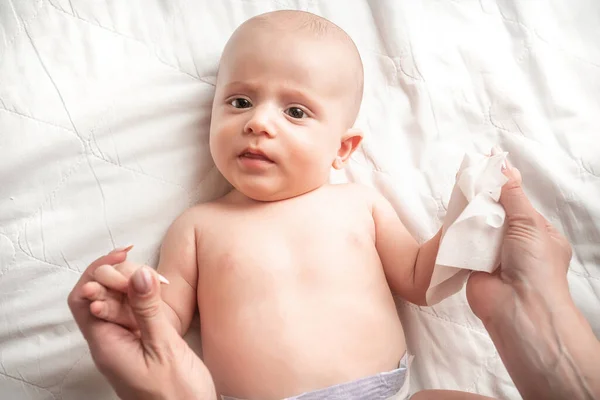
[157,273,170,285]
[132,268,152,294]
[501,160,507,171]
[111,245,134,254]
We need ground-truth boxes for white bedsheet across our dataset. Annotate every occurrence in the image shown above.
[1,1,599,399]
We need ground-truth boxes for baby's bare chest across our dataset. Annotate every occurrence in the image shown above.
[197,201,377,284]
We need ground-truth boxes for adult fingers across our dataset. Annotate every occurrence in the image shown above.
[89,298,139,330]
[81,281,110,302]
[68,247,132,337]
[127,267,179,360]
[82,281,137,328]
[499,167,538,219]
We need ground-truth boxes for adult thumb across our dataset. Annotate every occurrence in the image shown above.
[128,266,174,347]
[499,166,536,218]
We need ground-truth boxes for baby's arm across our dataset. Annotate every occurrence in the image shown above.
[155,209,199,336]
[82,210,199,337]
[370,190,442,306]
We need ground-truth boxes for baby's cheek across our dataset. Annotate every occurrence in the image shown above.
[295,149,332,183]
[210,133,231,163]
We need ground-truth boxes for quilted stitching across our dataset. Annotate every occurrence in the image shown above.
[1,1,599,399]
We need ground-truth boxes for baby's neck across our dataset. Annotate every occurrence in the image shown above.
[223,184,329,205]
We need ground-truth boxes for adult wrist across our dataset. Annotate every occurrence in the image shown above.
[144,383,212,400]
[481,274,571,327]
[483,282,599,400]
[120,365,216,400]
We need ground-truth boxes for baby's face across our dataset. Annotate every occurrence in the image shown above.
[209,21,361,201]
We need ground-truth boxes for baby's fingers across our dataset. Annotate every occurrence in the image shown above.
[82,281,136,328]
[93,264,129,293]
[81,281,110,302]
[89,298,138,330]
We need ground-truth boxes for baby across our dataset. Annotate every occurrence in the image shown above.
[82,10,488,400]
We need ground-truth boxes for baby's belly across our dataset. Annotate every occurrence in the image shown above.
[198,255,405,400]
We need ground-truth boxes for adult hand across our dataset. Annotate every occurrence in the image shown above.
[466,165,572,324]
[68,250,216,400]
[466,165,600,400]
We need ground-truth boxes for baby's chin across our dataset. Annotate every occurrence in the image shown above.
[235,186,297,202]
[234,182,320,202]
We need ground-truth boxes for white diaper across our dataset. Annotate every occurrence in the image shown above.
[221,353,413,400]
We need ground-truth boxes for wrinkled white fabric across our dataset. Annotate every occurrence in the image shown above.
[426,152,508,305]
[2,1,599,399]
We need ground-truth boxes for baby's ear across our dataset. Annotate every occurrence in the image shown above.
[333,128,363,170]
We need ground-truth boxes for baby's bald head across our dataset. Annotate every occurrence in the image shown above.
[217,10,364,127]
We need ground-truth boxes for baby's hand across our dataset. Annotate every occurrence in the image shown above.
[81,260,142,331]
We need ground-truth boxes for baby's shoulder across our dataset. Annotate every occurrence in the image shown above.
[326,183,381,208]
[181,200,225,222]
[330,183,379,201]
[168,201,220,230]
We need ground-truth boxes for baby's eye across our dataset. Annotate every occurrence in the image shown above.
[230,98,252,109]
[285,107,307,119]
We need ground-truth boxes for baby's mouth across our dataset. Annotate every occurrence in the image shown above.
[239,151,274,163]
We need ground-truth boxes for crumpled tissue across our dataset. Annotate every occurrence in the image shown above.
[426,151,509,306]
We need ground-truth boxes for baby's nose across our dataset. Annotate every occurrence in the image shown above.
[244,106,276,137]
